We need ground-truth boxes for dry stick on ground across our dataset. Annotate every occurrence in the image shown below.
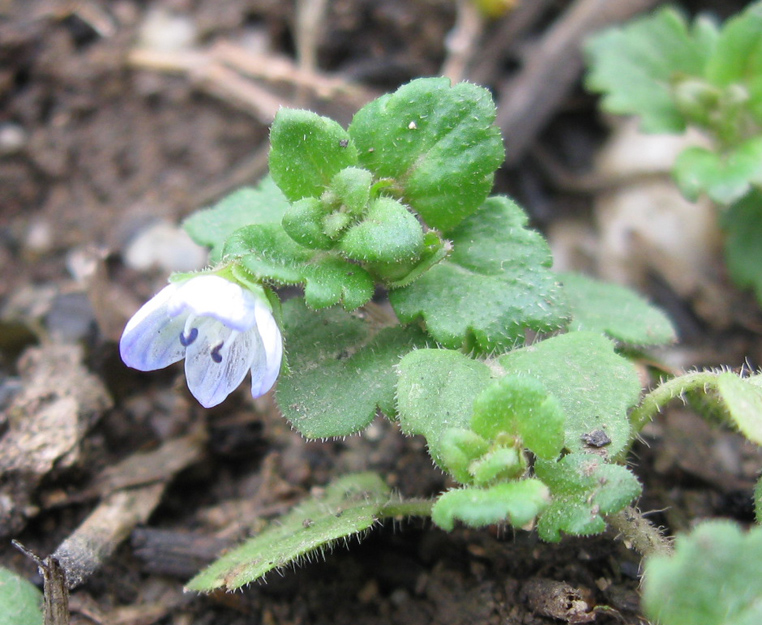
[497,0,662,166]
[468,0,555,86]
[128,42,374,204]
[295,0,330,106]
[12,541,70,625]
[127,44,373,124]
[441,0,486,84]
[50,429,207,590]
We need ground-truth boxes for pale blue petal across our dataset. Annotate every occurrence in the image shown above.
[184,321,262,408]
[250,302,283,397]
[168,275,257,331]
[120,283,187,371]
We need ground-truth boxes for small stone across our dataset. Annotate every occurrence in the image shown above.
[123,220,206,273]
[0,122,27,154]
[137,7,197,52]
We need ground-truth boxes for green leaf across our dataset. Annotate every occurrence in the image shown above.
[704,3,762,89]
[282,197,335,249]
[186,473,392,591]
[432,479,550,531]
[339,197,424,265]
[396,348,493,469]
[183,176,290,263]
[0,567,42,625]
[390,196,569,352]
[535,454,642,542]
[584,6,717,133]
[223,225,374,310]
[348,77,504,232]
[642,520,762,625]
[326,167,373,215]
[498,332,641,458]
[269,109,358,201]
[559,272,677,347]
[715,372,762,447]
[674,138,762,204]
[472,375,565,460]
[438,428,491,484]
[276,298,427,438]
[468,446,525,485]
[385,231,449,289]
[723,189,762,304]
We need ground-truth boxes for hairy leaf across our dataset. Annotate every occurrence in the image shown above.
[349,77,504,232]
[391,196,569,352]
[186,473,391,591]
[396,348,493,470]
[183,177,290,263]
[438,428,491,485]
[535,454,642,542]
[224,225,374,310]
[559,272,676,347]
[339,197,424,264]
[472,375,565,460]
[277,298,427,438]
[643,520,762,625]
[715,372,762,447]
[498,332,641,458]
[432,479,550,531]
[269,109,358,201]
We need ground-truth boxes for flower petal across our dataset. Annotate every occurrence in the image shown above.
[168,275,258,331]
[120,283,187,371]
[250,300,284,397]
[184,320,262,408]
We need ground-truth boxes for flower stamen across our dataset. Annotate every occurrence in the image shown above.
[179,327,199,347]
[210,342,224,363]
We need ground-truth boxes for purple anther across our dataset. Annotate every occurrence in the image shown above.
[210,342,224,363]
[179,327,199,347]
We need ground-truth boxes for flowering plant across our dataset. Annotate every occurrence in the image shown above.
[119,76,762,620]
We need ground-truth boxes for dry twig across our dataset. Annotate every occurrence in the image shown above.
[496,0,662,166]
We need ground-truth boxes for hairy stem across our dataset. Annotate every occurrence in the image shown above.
[628,371,719,438]
[606,507,673,559]
[379,498,434,520]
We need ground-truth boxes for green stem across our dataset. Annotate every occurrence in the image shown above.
[616,371,719,463]
[606,507,673,559]
[629,371,719,437]
[379,498,434,519]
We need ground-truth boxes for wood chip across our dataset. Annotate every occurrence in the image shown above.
[0,344,112,537]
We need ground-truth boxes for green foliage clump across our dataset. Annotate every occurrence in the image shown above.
[585,2,762,303]
[643,521,762,625]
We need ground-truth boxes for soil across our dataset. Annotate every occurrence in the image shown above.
[1,1,760,624]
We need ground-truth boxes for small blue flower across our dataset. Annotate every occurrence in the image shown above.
[120,275,283,408]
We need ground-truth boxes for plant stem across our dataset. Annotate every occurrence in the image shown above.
[606,507,673,559]
[628,371,719,437]
[380,498,434,520]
